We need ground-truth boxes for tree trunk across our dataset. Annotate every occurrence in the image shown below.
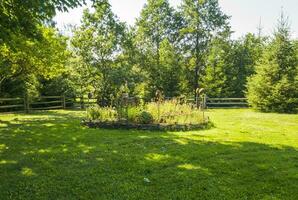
[194,32,200,99]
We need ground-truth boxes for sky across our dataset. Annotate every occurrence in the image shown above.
[54,0,298,39]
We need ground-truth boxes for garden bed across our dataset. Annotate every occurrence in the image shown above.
[83,99,210,131]
[82,120,212,131]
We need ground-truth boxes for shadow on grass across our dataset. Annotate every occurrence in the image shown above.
[0,111,297,199]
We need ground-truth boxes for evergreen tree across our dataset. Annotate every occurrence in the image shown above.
[247,14,298,113]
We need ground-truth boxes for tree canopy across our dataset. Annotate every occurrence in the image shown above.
[1,0,297,113]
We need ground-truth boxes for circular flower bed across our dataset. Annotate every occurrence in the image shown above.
[83,100,211,131]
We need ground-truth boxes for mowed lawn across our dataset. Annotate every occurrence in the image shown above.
[0,109,297,200]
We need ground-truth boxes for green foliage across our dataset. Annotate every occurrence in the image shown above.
[202,33,264,97]
[71,1,134,105]
[136,110,154,124]
[159,39,182,96]
[87,105,117,121]
[247,15,298,113]
[86,99,204,125]
[146,99,204,124]
[1,0,297,116]
[0,0,85,47]
[135,0,182,97]
[180,0,230,96]
[127,107,142,123]
[0,26,69,97]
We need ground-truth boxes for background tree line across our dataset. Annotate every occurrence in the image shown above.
[0,0,297,112]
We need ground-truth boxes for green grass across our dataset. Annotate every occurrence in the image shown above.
[0,109,297,199]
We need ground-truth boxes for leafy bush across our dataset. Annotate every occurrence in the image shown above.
[135,111,153,124]
[127,107,153,124]
[87,106,117,121]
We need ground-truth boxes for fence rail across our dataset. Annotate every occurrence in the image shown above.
[0,95,249,113]
[206,97,248,108]
[0,95,100,113]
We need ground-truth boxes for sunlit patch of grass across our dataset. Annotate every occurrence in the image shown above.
[177,164,211,175]
[0,160,17,165]
[145,153,171,162]
[21,167,36,176]
[0,144,7,152]
[37,148,51,154]
[178,163,200,170]
[173,138,189,145]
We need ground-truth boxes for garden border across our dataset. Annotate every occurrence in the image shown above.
[82,120,212,132]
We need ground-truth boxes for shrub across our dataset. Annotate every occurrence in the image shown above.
[127,107,142,123]
[136,111,153,124]
[87,106,117,121]
[127,107,153,124]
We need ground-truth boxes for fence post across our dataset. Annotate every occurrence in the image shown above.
[195,88,199,109]
[203,95,207,109]
[62,95,66,109]
[24,95,27,113]
[24,94,30,113]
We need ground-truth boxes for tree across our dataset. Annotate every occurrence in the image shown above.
[202,32,264,98]
[229,33,264,97]
[0,0,85,47]
[180,0,229,97]
[71,0,129,105]
[135,0,180,97]
[0,26,69,97]
[201,32,232,97]
[159,39,182,97]
[247,14,298,113]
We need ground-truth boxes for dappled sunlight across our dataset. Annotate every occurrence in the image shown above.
[38,148,52,154]
[21,167,36,176]
[145,153,171,162]
[96,157,104,162]
[173,138,189,145]
[138,135,151,139]
[77,143,95,154]
[0,144,8,153]
[0,123,8,128]
[0,160,17,165]
[42,123,56,127]
[177,163,199,170]
[177,164,211,175]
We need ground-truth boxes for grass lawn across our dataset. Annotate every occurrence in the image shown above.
[0,109,297,200]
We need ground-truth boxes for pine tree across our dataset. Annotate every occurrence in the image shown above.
[247,13,298,113]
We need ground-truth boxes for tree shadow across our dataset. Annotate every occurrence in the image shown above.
[0,111,297,199]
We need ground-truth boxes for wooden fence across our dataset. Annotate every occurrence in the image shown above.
[205,98,248,108]
[0,96,98,113]
[0,95,248,113]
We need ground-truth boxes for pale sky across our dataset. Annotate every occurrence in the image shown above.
[54,0,298,39]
